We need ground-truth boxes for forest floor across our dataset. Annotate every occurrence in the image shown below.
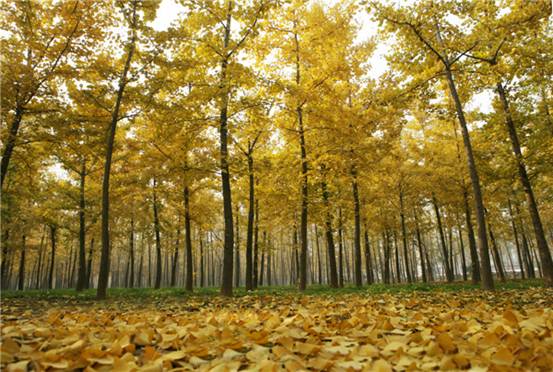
[1,280,552,371]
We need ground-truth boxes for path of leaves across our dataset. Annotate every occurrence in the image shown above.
[1,288,552,371]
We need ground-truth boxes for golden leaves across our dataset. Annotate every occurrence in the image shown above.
[1,288,553,371]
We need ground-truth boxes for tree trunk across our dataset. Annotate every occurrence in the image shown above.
[219,1,234,297]
[364,226,373,284]
[260,231,266,286]
[0,106,23,188]
[497,82,553,286]
[413,208,427,283]
[321,179,338,288]
[184,186,194,291]
[383,230,391,284]
[35,227,46,289]
[253,198,259,289]
[463,189,481,284]
[246,154,255,291]
[97,4,137,299]
[267,235,272,286]
[171,222,179,287]
[314,225,322,285]
[432,195,453,282]
[86,238,94,289]
[338,209,344,287]
[488,221,506,282]
[48,225,56,290]
[153,179,162,289]
[199,230,205,287]
[508,199,525,279]
[457,223,467,281]
[399,189,412,283]
[76,160,87,291]
[234,203,240,287]
[293,27,309,291]
[351,168,362,287]
[18,235,26,290]
[445,65,493,290]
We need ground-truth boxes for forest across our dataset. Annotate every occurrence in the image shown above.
[1,0,553,371]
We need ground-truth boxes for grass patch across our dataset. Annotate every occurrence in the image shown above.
[1,278,544,302]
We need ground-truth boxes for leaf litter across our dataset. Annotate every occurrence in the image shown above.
[1,288,552,371]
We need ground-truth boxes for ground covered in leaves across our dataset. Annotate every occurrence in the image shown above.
[2,286,553,371]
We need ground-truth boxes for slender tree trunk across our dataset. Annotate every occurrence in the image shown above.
[199,231,205,287]
[171,221,179,287]
[48,225,56,290]
[399,189,412,283]
[153,179,162,289]
[321,179,338,288]
[267,235,272,286]
[246,154,255,290]
[314,225,322,285]
[488,221,506,282]
[0,106,23,188]
[457,224,467,281]
[260,231,266,286]
[292,27,309,291]
[127,218,134,288]
[351,168,362,287]
[383,230,391,284]
[338,209,344,287]
[18,235,26,291]
[413,208,427,283]
[508,199,525,278]
[97,4,137,299]
[76,160,87,291]
[219,1,234,296]
[364,226,373,284]
[432,195,453,282]
[497,82,553,286]
[253,199,259,289]
[184,186,194,291]
[35,227,46,289]
[463,189,481,283]
[445,65,493,289]
[234,203,240,288]
[86,238,94,289]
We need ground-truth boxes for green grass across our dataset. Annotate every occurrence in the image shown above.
[0,278,544,302]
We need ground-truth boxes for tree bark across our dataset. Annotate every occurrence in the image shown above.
[508,199,525,279]
[234,203,240,287]
[321,179,338,288]
[76,159,87,291]
[338,209,344,287]
[399,189,412,283]
[171,222,179,287]
[432,195,453,282]
[48,225,56,290]
[153,179,162,289]
[497,82,553,286]
[457,223,467,281]
[219,0,234,297]
[184,186,194,291]
[96,2,137,299]
[488,221,506,282]
[86,238,94,289]
[444,65,494,289]
[253,200,260,289]
[413,208,427,283]
[246,154,255,291]
[364,226,373,284]
[18,235,26,290]
[351,168,363,287]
